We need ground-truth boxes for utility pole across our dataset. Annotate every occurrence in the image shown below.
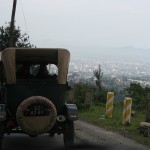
[9,0,17,47]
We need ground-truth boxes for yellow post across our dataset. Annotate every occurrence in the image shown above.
[105,92,114,118]
[122,97,132,125]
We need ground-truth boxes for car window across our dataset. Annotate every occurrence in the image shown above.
[16,63,58,80]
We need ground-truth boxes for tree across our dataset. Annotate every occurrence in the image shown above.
[123,82,150,109]
[93,65,107,103]
[0,22,35,51]
[93,64,103,90]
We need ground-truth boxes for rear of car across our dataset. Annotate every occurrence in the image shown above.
[0,48,78,148]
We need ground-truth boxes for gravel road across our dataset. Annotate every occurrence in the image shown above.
[2,120,149,150]
[74,120,150,150]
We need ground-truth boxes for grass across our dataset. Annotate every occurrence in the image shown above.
[78,102,150,146]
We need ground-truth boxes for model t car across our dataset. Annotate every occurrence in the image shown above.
[0,48,78,148]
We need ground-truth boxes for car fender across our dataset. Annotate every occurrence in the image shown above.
[64,104,78,121]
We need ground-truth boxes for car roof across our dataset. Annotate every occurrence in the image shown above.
[0,48,70,84]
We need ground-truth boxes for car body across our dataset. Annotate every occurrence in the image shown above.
[0,48,78,148]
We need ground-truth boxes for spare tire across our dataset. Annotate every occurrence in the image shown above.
[16,96,57,135]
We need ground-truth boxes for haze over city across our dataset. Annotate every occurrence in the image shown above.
[1,0,150,55]
[1,0,150,82]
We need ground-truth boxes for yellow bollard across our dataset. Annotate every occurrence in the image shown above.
[105,92,114,118]
[122,97,132,125]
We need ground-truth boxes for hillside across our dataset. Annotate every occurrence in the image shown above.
[71,46,150,62]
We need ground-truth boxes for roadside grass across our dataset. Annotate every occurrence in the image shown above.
[78,102,150,146]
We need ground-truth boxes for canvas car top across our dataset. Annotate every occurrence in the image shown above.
[0,48,70,84]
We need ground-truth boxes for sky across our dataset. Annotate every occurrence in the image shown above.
[1,0,150,52]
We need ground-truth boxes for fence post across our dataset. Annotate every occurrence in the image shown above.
[122,97,132,125]
[105,92,114,118]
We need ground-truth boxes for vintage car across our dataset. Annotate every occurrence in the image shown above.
[0,48,78,148]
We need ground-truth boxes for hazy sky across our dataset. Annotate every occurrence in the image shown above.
[1,0,150,50]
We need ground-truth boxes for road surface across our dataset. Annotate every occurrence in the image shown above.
[1,120,150,150]
[75,120,150,150]
[2,133,64,150]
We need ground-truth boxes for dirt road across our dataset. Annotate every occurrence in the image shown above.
[75,120,150,150]
[2,120,149,150]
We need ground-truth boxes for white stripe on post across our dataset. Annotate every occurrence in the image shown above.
[122,97,132,125]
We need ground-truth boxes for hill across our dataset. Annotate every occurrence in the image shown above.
[70,46,150,62]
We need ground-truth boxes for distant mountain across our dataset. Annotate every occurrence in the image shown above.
[70,46,150,62]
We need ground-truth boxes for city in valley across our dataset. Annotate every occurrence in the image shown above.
[68,46,150,88]
[68,56,150,86]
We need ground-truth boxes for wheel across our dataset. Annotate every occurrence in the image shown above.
[16,96,57,136]
[63,120,74,147]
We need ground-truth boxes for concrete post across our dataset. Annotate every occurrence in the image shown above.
[122,97,132,125]
[105,92,114,118]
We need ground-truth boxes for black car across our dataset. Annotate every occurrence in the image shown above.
[0,48,78,149]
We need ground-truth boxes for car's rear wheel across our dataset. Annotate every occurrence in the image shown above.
[63,120,74,147]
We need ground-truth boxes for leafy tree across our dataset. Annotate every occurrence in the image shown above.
[0,22,35,51]
[123,82,150,109]
[93,64,103,90]
[124,83,143,98]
